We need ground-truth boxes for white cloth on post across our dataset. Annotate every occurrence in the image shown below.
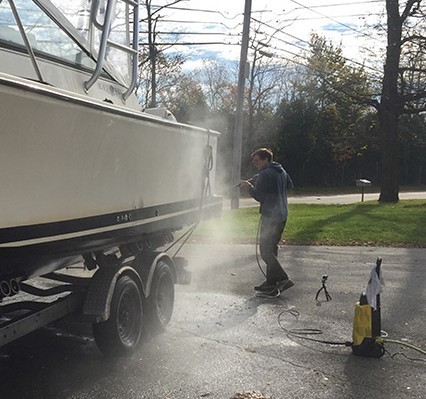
[366,265,385,310]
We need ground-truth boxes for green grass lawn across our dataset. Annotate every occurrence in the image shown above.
[193,200,426,247]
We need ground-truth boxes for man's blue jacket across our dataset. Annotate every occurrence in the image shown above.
[249,161,293,221]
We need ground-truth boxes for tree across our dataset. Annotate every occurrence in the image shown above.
[373,0,426,202]
[274,98,320,184]
[137,49,185,108]
[163,75,208,124]
[274,34,374,186]
[193,58,237,112]
[399,113,426,184]
[245,20,291,148]
[305,35,376,184]
[192,59,239,187]
[138,0,185,108]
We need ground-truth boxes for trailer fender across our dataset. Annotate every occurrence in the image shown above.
[133,252,175,297]
[82,264,144,323]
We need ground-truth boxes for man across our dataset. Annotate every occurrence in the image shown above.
[240,148,294,295]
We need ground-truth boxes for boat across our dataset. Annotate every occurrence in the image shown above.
[0,0,222,286]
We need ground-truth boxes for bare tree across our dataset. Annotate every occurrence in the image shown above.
[373,0,426,202]
[245,19,291,147]
[194,58,237,112]
[139,0,185,108]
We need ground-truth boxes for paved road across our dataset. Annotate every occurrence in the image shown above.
[231,191,426,208]
[288,191,426,204]
[0,245,425,399]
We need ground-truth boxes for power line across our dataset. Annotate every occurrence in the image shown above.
[147,1,383,20]
[157,14,383,26]
[278,13,384,22]
[148,4,242,20]
[141,1,385,77]
[288,0,383,10]
[148,18,242,31]
[139,41,237,46]
[141,16,382,75]
[149,4,273,19]
[269,49,382,103]
[140,30,240,37]
[269,42,382,85]
[288,0,383,43]
[265,45,383,95]
[144,2,385,50]
[251,17,383,74]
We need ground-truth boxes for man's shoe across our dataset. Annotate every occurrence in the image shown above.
[256,288,280,298]
[254,281,275,292]
[277,279,295,292]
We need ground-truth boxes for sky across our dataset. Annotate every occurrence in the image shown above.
[143,0,388,73]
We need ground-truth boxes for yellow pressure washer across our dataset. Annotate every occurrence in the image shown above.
[281,257,426,360]
[352,258,385,358]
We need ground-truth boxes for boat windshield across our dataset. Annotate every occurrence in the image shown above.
[48,0,134,86]
[0,0,96,69]
[0,0,135,87]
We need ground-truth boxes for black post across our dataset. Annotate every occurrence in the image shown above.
[371,257,382,337]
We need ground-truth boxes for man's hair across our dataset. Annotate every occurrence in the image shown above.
[251,148,273,162]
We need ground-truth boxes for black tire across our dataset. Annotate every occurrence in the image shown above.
[146,261,174,334]
[93,274,142,357]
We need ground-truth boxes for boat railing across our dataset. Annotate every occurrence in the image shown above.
[6,0,44,82]
[84,0,139,101]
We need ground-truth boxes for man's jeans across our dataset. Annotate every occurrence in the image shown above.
[259,216,288,284]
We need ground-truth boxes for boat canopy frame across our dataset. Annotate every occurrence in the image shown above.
[84,0,139,100]
[3,0,139,100]
[6,0,45,82]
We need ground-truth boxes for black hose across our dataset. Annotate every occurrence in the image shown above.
[277,302,353,347]
[255,216,266,278]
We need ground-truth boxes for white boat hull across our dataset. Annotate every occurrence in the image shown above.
[0,73,221,277]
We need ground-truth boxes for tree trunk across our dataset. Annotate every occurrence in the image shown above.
[378,105,400,202]
[378,0,402,203]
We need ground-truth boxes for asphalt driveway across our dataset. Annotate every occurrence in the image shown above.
[1,244,424,399]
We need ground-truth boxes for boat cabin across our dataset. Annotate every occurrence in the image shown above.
[0,0,139,106]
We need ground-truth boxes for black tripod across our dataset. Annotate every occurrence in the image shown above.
[315,275,332,301]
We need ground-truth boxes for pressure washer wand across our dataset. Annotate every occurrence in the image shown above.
[215,183,241,196]
[217,173,260,195]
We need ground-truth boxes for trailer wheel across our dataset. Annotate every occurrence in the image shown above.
[146,260,174,333]
[93,275,142,357]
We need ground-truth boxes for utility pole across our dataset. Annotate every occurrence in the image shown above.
[230,0,252,209]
